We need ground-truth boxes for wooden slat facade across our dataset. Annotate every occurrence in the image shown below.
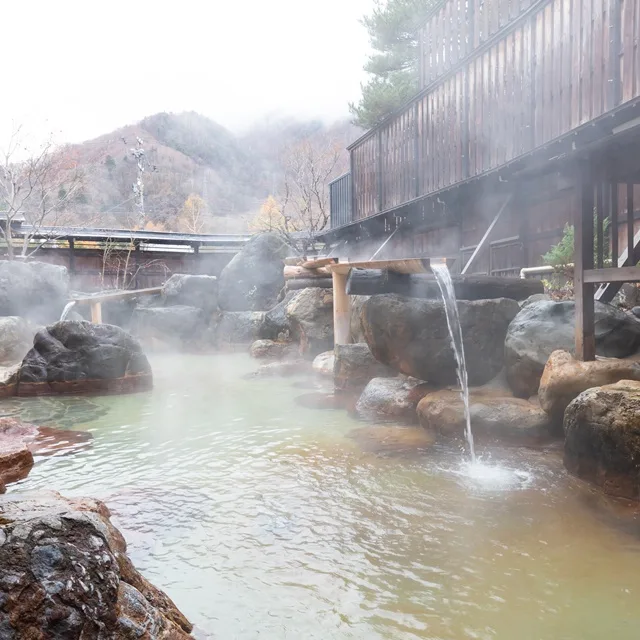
[346,0,640,222]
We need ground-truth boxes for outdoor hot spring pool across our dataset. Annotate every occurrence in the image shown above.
[8,353,640,639]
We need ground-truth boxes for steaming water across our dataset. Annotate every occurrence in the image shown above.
[431,262,476,462]
[8,353,640,639]
[59,300,76,321]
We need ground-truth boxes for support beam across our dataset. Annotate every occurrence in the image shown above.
[133,240,141,290]
[584,266,640,283]
[575,161,596,361]
[628,183,635,267]
[332,270,351,346]
[346,270,543,300]
[90,301,102,324]
[284,266,331,279]
[286,278,333,291]
[68,238,76,275]
[611,181,619,267]
[461,194,512,275]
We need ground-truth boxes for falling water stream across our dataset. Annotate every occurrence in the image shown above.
[59,300,77,321]
[430,261,476,462]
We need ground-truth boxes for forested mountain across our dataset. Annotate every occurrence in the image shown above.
[66,112,359,233]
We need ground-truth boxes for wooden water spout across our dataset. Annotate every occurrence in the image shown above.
[70,287,163,324]
[327,257,454,346]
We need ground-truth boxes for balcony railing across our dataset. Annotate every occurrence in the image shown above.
[336,0,639,225]
[329,172,352,229]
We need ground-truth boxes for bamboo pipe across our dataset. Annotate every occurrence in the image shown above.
[284,265,331,279]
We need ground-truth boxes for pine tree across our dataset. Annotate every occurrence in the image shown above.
[350,0,437,130]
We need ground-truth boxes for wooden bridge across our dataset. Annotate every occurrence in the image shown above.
[3,225,250,291]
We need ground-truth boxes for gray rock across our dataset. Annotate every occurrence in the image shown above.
[356,377,431,421]
[334,343,396,391]
[100,298,138,328]
[286,287,334,357]
[0,491,192,637]
[249,339,295,359]
[217,311,265,344]
[350,295,370,343]
[520,293,551,308]
[505,300,640,398]
[131,305,207,349]
[260,291,297,341]
[17,321,152,395]
[162,273,218,315]
[0,317,36,366]
[564,380,640,499]
[612,283,640,309]
[0,260,69,323]
[218,233,289,311]
[361,295,520,386]
[312,350,335,376]
[632,306,640,319]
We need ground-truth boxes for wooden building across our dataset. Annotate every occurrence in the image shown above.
[323,0,640,358]
[1,225,249,291]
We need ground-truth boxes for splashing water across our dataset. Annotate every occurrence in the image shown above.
[431,261,476,462]
[60,300,76,321]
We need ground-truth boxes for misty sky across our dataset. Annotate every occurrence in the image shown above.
[2,0,373,147]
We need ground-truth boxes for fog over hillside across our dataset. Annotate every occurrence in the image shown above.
[65,111,360,233]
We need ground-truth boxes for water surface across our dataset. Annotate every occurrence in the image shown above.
[11,353,640,639]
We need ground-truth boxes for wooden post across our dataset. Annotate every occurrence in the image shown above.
[627,183,635,265]
[68,238,76,275]
[611,181,619,267]
[596,182,604,268]
[332,269,351,346]
[133,240,141,290]
[90,301,102,324]
[575,160,596,361]
[376,130,383,214]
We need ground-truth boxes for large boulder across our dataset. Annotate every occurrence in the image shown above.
[564,380,640,499]
[361,295,519,386]
[249,339,295,360]
[218,233,289,311]
[0,490,192,638]
[417,388,550,442]
[350,295,370,343]
[131,305,207,349]
[0,316,37,366]
[539,350,640,425]
[334,343,396,391]
[260,291,297,341]
[356,377,431,421]
[162,273,218,315]
[217,311,265,345]
[16,321,152,396]
[312,350,335,377]
[505,300,640,398]
[286,287,334,357]
[0,260,69,323]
